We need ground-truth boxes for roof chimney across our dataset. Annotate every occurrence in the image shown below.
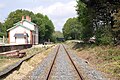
[22,16,24,21]
[26,16,31,22]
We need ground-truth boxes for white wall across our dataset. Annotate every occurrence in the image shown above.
[23,21,39,44]
[9,26,31,44]
[35,26,39,44]
[16,38,25,44]
[9,21,39,44]
[23,21,35,30]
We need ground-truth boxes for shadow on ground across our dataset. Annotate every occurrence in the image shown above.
[72,42,96,50]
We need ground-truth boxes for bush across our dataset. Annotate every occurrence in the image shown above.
[100,34,113,45]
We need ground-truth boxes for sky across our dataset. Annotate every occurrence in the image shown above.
[0,0,77,31]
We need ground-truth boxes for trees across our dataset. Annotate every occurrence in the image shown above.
[53,31,63,38]
[76,0,120,45]
[33,13,55,43]
[3,9,55,43]
[63,0,94,42]
[33,13,45,43]
[63,17,81,40]
[44,16,54,42]
[52,31,64,42]
[4,9,34,30]
[76,0,94,41]
[112,9,120,44]
[0,22,3,37]
[0,22,6,37]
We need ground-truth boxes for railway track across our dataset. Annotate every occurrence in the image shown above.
[46,44,84,80]
[46,45,60,80]
[63,44,84,80]
[3,44,106,80]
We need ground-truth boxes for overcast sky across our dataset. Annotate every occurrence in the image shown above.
[0,0,77,31]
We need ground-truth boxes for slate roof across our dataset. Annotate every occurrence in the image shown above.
[14,33,29,38]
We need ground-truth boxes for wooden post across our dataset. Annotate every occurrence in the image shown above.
[3,36,4,43]
[8,32,10,44]
[30,31,33,44]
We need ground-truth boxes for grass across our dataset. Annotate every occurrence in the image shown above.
[66,41,120,79]
[4,45,54,80]
[0,46,47,72]
[0,58,20,72]
[0,56,9,59]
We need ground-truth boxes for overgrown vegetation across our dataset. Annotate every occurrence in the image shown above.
[67,41,120,79]
[77,0,120,45]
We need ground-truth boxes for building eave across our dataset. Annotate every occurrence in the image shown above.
[14,19,36,26]
[7,24,32,31]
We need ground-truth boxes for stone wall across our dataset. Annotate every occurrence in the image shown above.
[0,44,32,53]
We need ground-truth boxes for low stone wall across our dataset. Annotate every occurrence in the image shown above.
[0,44,32,53]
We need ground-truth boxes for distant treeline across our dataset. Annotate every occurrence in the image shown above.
[63,0,120,45]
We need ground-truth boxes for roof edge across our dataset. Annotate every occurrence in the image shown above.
[7,24,32,31]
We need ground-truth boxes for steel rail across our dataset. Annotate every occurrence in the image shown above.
[62,44,84,80]
[46,45,60,80]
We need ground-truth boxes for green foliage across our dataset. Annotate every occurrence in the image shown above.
[112,10,120,44]
[33,13,55,43]
[4,9,34,30]
[0,56,9,59]
[63,17,81,40]
[0,22,6,37]
[52,31,64,42]
[76,0,94,42]
[95,25,113,45]
[44,16,54,41]
[76,0,120,45]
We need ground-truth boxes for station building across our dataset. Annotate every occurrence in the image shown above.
[7,16,39,45]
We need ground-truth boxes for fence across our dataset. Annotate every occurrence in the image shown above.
[0,37,8,44]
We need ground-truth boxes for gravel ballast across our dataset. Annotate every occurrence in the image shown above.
[24,44,107,80]
[64,44,107,80]
[48,45,80,80]
[25,45,59,80]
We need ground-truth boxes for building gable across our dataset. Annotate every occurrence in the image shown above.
[22,21,35,31]
[13,20,37,31]
[7,24,31,31]
[14,19,36,26]
[7,16,39,44]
